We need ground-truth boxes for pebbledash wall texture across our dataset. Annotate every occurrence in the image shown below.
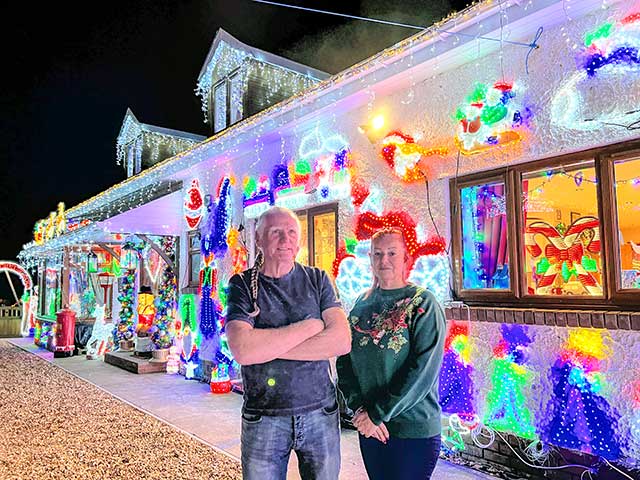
[174,2,640,478]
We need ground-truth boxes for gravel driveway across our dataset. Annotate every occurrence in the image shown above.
[0,340,242,479]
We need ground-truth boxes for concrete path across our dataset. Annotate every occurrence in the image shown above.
[10,337,498,480]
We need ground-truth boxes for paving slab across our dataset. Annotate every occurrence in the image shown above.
[9,337,499,480]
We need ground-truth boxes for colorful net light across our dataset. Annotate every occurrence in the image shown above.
[541,328,622,460]
[380,131,448,182]
[439,321,476,419]
[454,81,531,155]
[483,325,537,440]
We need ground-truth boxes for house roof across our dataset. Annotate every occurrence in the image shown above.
[117,108,206,145]
[197,28,329,83]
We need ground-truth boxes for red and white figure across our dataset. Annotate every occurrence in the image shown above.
[380,131,448,182]
[184,179,204,229]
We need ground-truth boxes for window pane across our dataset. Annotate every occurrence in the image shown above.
[189,233,200,250]
[213,82,227,133]
[522,161,603,296]
[190,253,201,285]
[296,214,308,265]
[460,182,510,289]
[313,212,336,274]
[229,73,243,125]
[614,157,640,290]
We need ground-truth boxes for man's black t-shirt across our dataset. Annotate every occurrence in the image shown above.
[226,263,341,416]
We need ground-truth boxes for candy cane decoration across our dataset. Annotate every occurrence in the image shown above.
[525,216,602,295]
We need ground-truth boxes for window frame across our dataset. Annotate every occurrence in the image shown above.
[294,204,339,271]
[186,230,202,288]
[210,67,242,133]
[450,138,640,310]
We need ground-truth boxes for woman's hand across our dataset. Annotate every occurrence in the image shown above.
[353,409,389,444]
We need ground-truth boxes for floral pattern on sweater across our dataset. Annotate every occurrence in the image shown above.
[350,289,426,354]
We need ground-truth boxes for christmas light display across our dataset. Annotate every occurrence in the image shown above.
[407,254,450,303]
[151,266,177,350]
[166,346,180,374]
[227,228,248,276]
[455,81,531,155]
[439,321,475,419]
[136,287,155,335]
[179,294,200,376]
[540,328,621,460]
[380,131,447,182]
[0,261,33,336]
[483,324,537,440]
[183,179,204,229]
[195,38,320,124]
[335,240,373,312]
[114,269,136,345]
[525,216,602,296]
[580,11,640,77]
[86,305,114,359]
[551,9,640,132]
[355,210,446,270]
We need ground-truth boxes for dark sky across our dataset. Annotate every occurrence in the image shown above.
[0,0,466,302]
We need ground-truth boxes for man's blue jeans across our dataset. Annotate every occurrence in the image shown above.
[240,401,341,480]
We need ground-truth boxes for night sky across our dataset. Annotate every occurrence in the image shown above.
[0,0,467,302]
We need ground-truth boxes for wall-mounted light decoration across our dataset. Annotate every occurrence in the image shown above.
[455,81,531,155]
[551,9,640,131]
[184,179,204,230]
[540,328,622,460]
[380,131,448,182]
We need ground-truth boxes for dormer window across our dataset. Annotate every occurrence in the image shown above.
[212,69,244,134]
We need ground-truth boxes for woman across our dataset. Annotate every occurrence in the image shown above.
[337,228,446,480]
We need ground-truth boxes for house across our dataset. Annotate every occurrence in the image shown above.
[19,2,640,477]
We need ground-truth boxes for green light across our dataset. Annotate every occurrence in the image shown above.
[584,22,614,47]
[267,378,276,387]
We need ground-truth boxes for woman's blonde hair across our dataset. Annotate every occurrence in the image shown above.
[363,228,411,299]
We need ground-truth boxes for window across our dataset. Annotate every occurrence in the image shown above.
[522,161,602,297]
[460,181,510,290]
[612,155,640,291]
[212,69,244,134]
[294,206,337,274]
[187,231,202,287]
[213,82,228,133]
[451,140,640,309]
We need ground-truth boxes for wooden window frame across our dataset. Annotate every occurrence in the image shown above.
[450,138,640,311]
[295,204,339,269]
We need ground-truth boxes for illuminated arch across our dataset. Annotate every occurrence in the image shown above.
[0,261,33,337]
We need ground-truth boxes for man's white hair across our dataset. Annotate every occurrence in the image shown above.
[255,206,301,239]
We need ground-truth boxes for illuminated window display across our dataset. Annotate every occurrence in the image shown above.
[68,251,96,319]
[43,263,61,318]
[523,161,602,296]
[294,207,337,273]
[613,156,640,290]
[460,181,509,290]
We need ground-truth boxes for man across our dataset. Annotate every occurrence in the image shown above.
[226,206,351,480]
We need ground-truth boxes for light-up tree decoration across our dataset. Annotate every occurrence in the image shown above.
[483,324,537,439]
[541,328,621,460]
